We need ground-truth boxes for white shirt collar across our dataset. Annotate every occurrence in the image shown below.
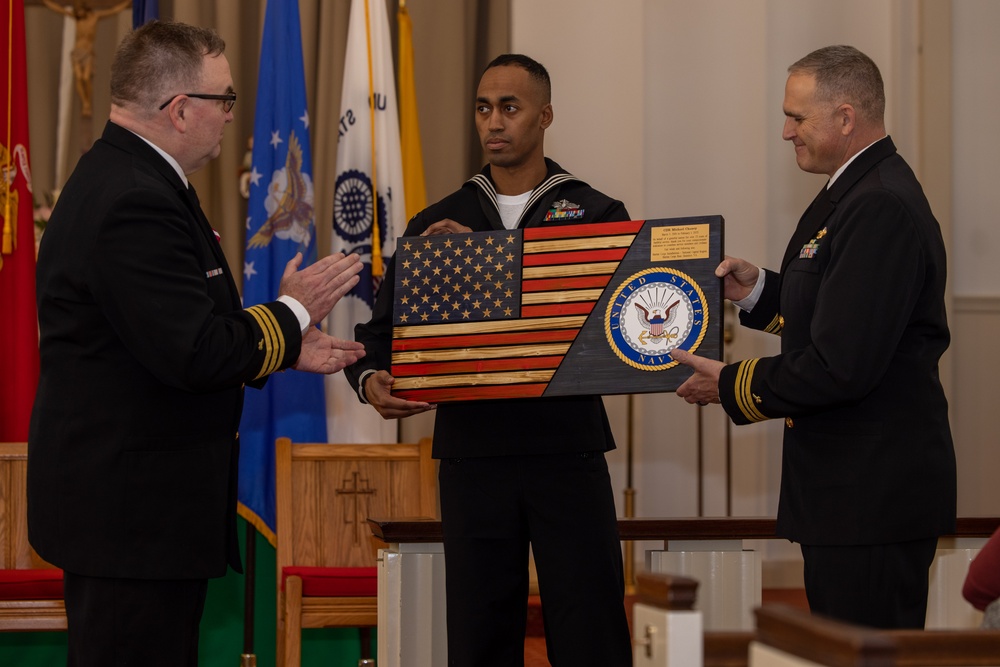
[127,129,189,188]
[828,136,887,189]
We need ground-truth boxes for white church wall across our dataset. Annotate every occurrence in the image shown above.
[949,1,1000,517]
[952,0,1000,298]
[400,0,999,578]
[510,0,995,577]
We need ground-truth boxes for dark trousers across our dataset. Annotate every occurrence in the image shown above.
[801,537,939,629]
[63,571,208,667]
[439,451,632,667]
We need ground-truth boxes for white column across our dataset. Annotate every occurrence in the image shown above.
[376,542,447,667]
[647,540,761,631]
[926,537,985,629]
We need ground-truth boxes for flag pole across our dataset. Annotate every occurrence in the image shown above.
[237,136,258,667]
[3,0,14,258]
[239,0,327,663]
[363,0,382,277]
[398,0,427,219]
[241,522,257,667]
[623,394,636,594]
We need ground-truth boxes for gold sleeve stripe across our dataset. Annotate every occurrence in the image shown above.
[763,314,783,335]
[734,358,768,423]
[246,305,286,380]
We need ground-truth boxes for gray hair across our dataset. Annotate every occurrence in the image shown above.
[110,20,225,111]
[789,45,885,124]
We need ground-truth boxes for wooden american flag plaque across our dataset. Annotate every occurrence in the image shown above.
[389,215,724,402]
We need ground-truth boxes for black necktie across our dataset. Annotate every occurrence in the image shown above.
[185,182,201,208]
[184,183,214,232]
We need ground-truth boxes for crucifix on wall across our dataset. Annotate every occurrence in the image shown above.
[41,0,131,118]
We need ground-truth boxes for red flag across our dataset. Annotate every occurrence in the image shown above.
[1,0,40,441]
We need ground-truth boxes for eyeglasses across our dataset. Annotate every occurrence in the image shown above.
[158,92,237,113]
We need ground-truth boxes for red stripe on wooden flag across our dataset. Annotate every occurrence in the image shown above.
[391,355,565,378]
[520,275,611,292]
[521,247,627,266]
[391,328,577,352]
[522,220,644,240]
[521,302,596,318]
[395,384,548,403]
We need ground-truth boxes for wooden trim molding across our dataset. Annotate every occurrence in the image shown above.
[954,295,1000,314]
[368,516,1000,545]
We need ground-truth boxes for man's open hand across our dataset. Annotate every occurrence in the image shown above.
[279,252,363,326]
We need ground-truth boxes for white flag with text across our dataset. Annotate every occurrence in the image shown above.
[326,0,406,442]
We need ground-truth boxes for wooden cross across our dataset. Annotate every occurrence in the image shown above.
[336,471,376,545]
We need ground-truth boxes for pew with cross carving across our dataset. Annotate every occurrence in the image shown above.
[274,436,437,667]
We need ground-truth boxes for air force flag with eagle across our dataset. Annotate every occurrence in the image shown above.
[238,0,326,541]
[326,0,406,442]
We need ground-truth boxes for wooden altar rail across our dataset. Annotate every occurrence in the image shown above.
[368,516,1000,545]
[636,572,1000,667]
[369,517,1000,666]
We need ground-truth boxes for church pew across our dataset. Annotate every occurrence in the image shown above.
[752,603,1000,666]
[632,570,755,667]
[634,573,1000,667]
[0,443,66,632]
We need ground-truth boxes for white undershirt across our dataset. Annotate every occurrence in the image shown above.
[828,136,886,188]
[496,192,532,230]
[131,130,188,187]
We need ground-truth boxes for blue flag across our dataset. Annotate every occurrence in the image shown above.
[238,0,326,544]
[132,0,158,28]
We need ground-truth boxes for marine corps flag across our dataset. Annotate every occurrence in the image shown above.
[326,0,406,443]
[1,0,40,441]
[238,0,326,542]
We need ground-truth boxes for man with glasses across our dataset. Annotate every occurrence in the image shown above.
[159,91,237,113]
[28,21,364,666]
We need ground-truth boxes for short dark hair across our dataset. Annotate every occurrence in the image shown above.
[789,45,885,124]
[484,54,551,103]
[110,20,226,112]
